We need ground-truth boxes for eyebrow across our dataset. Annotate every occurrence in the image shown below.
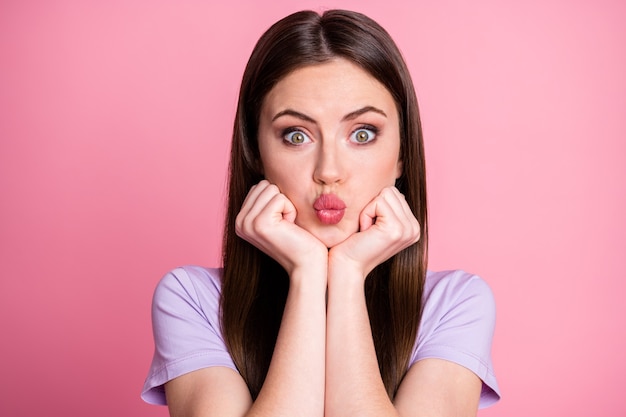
[271,106,387,123]
[342,106,387,121]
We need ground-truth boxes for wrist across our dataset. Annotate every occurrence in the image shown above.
[289,256,329,289]
[327,255,368,291]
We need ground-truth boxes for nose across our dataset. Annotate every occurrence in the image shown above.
[313,142,344,185]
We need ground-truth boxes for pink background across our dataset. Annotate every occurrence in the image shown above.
[1,0,624,415]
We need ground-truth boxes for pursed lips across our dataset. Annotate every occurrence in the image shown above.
[313,194,346,225]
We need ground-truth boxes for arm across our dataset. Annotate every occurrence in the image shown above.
[325,270,482,417]
[325,261,395,416]
[325,187,482,417]
[247,266,327,417]
[166,181,328,417]
[166,268,327,417]
[394,358,481,416]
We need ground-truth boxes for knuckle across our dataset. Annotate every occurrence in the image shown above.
[266,183,280,194]
[380,187,394,198]
[235,215,245,234]
[387,228,403,241]
[251,216,270,236]
[411,226,420,242]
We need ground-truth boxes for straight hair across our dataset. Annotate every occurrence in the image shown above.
[221,9,428,400]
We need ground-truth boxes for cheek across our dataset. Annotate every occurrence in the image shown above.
[373,155,402,185]
[395,158,402,179]
[262,161,304,195]
[259,150,281,182]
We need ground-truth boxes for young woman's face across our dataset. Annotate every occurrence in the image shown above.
[257,58,402,248]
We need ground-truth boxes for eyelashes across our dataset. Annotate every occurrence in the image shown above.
[350,125,378,144]
[283,128,311,145]
[281,125,379,146]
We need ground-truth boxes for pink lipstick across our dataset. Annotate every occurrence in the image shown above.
[313,194,346,225]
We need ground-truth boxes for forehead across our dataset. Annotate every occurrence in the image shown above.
[261,58,397,118]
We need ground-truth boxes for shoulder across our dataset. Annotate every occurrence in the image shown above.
[422,269,496,320]
[155,265,223,293]
[143,266,235,405]
[415,269,500,407]
[153,265,223,312]
[419,269,496,348]
[150,266,225,351]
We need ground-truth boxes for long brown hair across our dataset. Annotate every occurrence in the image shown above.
[221,9,428,400]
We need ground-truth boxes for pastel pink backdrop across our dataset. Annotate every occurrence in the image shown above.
[1,0,624,416]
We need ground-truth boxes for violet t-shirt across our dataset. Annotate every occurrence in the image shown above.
[141,265,500,408]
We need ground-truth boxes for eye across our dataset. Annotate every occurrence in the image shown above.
[350,126,377,144]
[283,129,311,145]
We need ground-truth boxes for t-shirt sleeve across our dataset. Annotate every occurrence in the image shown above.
[411,271,501,408]
[141,266,237,405]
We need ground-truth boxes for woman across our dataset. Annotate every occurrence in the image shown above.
[142,9,500,416]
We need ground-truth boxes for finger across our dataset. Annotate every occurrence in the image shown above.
[243,182,282,222]
[358,198,378,232]
[237,180,269,221]
[359,187,400,232]
[236,181,278,235]
[387,187,420,243]
[238,184,299,242]
[258,192,297,225]
[389,187,413,222]
[359,190,402,234]
[275,193,297,223]
[368,188,420,248]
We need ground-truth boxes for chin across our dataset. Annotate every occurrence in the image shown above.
[311,227,353,249]
[296,216,357,249]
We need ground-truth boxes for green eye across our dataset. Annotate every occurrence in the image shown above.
[284,130,310,145]
[351,127,377,143]
[356,130,370,142]
[291,132,305,143]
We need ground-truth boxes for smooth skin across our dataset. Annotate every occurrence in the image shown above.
[165,59,482,417]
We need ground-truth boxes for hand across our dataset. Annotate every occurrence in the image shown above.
[329,187,420,279]
[235,180,328,276]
